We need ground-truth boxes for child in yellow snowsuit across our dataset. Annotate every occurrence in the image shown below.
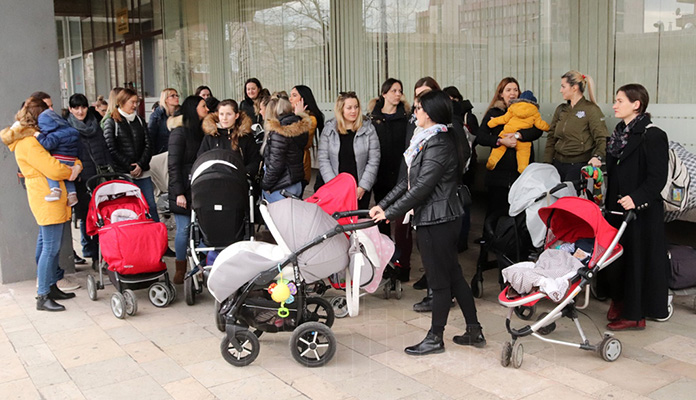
[487,90,549,173]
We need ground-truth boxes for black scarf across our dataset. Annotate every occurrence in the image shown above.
[607,113,648,158]
[68,113,100,139]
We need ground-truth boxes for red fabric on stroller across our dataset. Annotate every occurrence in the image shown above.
[86,180,151,236]
[99,220,167,274]
[305,173,358,225]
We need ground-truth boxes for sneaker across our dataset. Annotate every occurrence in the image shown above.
[73,251,87,265]
[45,187,62,202]
[67,192,78,207]
[56,275,81,292]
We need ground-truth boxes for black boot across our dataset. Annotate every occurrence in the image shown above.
[413,274,428,290]
[36,295,66,312]
[453,324,486,348]
[405,331,444,355]
[413,289,433,312]
[49,284,76,300]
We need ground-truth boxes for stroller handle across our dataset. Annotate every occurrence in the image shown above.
[337,219,378,232]
[332,209,371,219]
[85,172,133,192]
[609,209,637,223]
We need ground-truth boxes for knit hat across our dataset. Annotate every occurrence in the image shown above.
[519,90,537,103]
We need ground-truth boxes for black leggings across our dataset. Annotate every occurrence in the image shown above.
[417,218,479,336]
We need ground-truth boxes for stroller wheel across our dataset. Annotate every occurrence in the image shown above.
[514,305,536,320]
[536,312,557,335]
[330,297,349,318]
[304,297,335,328]
[111,292,126,319]
[148,283,171,307]
[215,300,226,332]
[167,283,177,305]
[501,341,513,367]
[471,276,483,299]
[184,275,196,306]
[220,330,260,367]
[511,341,524,368]
[383,280,391,299]
[290,321,336,367]
[599,335,622,362]
[123,289,138,316]
[394,280,403,300]
[87,275,98,301]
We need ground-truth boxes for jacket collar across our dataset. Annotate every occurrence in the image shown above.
[617,115,652,161]
[1,121,38,149]
[202,112,252,137]
[265,112,312,138]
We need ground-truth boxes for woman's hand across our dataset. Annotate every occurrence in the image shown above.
[176,194,187,209]
[618,195,635,210]
[293,98,306,114]
[130,163,142,178]
[68,164,82,181]
[369,205,387,223]
[499,133,517,148]
[356,187,366,200]
[588,157,602,168]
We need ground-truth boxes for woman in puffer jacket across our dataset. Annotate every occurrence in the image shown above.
[261,93,310,202]
[319,92,380,209]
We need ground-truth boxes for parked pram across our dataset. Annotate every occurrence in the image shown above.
[498,196,632,368]
[184,149,253,306]
[85,174,172,319]
[207,198,379,367]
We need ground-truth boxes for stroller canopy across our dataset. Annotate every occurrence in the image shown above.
[266,199,350,282]
[538,197,618,266]
[86,180,150,236]
[305,173,358,225]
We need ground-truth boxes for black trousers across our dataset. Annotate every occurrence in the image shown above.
[418,218,479,335]
[552,160,585,182]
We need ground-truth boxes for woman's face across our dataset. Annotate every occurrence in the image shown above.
[69,106,88,121]
[560,78,575,101]
[166,91,180,108]
[289,88,302,107]
[196,100,209,120]
[218,105,238,129]
[501,82,519,107]
[246,83,259,100]
[96,104,107,117]
[342,98,360,124]
[613,91,639,121]
[384,83,403,107]
[122,95,139,114]
[199,89,211,100]
[414,102,430,127]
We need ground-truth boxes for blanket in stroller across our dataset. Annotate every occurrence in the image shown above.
[502,249,586,302]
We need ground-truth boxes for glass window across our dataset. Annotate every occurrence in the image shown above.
[72,57,85,95]
[92,0,109,48]
[69,19,82,56]
[82,17,93,51]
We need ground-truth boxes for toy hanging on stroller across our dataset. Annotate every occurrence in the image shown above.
[85,174,173,319]
[498,196,632,368]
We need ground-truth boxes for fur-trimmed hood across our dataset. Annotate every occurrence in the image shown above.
[1,121,37,150]
[166,115,183,131]
[491,99,507,111]
[264,112,312,138]
[202,112,253,137]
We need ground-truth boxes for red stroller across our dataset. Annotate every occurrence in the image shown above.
[85,175,173,319]
[498,197,633,368]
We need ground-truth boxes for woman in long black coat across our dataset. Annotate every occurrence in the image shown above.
[603,83,669,331]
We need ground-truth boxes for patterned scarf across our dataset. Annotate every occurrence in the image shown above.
[607,113,647,158]
[403,123,447,168]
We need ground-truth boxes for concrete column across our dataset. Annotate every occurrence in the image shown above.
[0,0,74,284]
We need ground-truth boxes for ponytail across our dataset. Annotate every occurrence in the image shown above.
[562,70,597,104]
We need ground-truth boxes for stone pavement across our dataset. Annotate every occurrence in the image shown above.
[2,214,696,399]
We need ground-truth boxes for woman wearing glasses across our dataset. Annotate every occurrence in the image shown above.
[149,88,180,155]
[318,91,380,209]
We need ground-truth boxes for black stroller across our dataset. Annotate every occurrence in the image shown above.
[184,149,254,306]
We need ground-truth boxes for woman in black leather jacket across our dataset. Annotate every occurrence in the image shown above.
[370,90,485,356]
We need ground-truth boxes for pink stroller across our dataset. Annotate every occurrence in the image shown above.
[85,176,173,319]
[498,197,633,367]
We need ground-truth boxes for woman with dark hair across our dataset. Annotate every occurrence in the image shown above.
[2,97,82,311]
[103,88,159,223]
[240,78,263,124]
[290,84,325,190]
[602,83,669,331]
[199,99,261,178]
[67,93,112,265]
[194,85,212,100]
[167,95,208,283]
[370,90,485,355]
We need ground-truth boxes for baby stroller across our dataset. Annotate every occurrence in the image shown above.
[184,149,253,306]
[207,198,378,367]
[85,174,172,319]
[498,196,633,368]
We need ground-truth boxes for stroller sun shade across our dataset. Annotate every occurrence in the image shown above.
[191,149,249,247]
[266,199,350,283]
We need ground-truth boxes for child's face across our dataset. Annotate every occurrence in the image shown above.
[69,106,88,121]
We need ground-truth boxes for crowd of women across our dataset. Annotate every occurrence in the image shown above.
[2,70,670,355]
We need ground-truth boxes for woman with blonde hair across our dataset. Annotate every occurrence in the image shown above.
[149,88,180,154]
[100,87,124,128]
[318,91,380,209]
[544,70,609,180]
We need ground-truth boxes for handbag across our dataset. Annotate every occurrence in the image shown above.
[457,184,473,207]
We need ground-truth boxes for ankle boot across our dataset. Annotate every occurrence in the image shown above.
[607,301,623,322]
[453,324,486,348]
[37,295,65,312]
[405,331,444,355]
[174,260,187,284]
[49,284,76,300]
[413,274,428,290]
[413,289,433,312]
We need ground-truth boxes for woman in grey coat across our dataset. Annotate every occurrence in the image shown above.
[318,92,380,209]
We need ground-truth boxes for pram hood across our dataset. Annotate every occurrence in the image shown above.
[538,197,618,267]
[509,163,577,247]
[305,173,358,225]
[86,180,150,236]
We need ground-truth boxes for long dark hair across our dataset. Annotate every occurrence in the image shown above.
[194,85,212,98]
[293,85,324,133]
[179,95,205,137]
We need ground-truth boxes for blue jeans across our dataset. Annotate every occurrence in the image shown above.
[35,222,66,296]
[174,213,191,261]
[47,159,75,193]
[134,176,160,222]
[262,181,303,203]
[80,219,98,259]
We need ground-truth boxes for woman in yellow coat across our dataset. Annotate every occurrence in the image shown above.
[1,97,82,312]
